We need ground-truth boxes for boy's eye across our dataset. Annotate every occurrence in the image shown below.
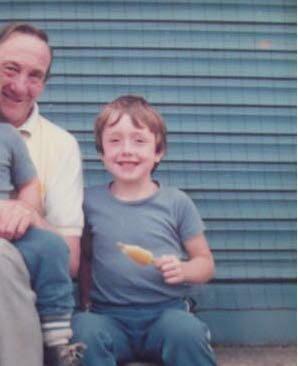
[135,137,146,143]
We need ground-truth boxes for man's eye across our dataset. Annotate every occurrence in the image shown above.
[4,65,17,73]
[30,73,44,82]
[109,139,120,143]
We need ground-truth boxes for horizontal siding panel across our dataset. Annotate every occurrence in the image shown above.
[0,1,295,24]
[195,283,296,310]
[0,20,295,51]
[206,231,296,251]
[214,253,296,280]
[51,52,296,79]
[42,77,296,106]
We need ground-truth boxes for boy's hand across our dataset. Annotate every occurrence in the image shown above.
[0,200,39,240]
[154,255,186,284]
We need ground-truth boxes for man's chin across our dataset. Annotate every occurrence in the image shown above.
[0,108,28,127]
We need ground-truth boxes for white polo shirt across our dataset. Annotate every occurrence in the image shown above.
[19,104,84,237]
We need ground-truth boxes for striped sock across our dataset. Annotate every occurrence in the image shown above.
[41,314,73,347]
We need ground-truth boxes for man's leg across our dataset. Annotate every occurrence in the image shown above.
[144,308,217,366]
[0,238,43,366]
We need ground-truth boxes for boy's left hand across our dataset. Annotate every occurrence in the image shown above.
[154,255,186,284]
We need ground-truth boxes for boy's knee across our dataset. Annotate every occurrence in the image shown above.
[24,228,68,257]
[72,313,113,350]
[161,311,210,346]
[41,231,69,257]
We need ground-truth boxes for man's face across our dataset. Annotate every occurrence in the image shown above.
[0,32,51,127]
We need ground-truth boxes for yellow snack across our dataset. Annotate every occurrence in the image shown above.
[117,242,154,266]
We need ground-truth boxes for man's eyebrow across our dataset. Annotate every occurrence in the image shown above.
[31,68,46,77]
[2,61,19,66]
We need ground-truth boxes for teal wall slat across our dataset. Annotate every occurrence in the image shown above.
[0,0,296,345]
[0,1,296,24]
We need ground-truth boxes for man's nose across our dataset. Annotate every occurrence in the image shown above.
[10,74,28,95]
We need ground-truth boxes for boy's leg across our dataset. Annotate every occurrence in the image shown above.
[144,308,217,366]
[14,228,85,366]
[14,227,74,346]
[0,238,43,366]
[72,311,134,366]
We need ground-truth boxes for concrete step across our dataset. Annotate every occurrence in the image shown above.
[123,346,297,366]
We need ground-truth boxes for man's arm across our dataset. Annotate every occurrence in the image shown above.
[17,178,43,215]
[0,200,81,278]
[78,228,92,310]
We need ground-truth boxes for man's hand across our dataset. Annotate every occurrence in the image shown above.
[0,200,39,241]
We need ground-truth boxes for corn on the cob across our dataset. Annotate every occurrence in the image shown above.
[117,242,154,265]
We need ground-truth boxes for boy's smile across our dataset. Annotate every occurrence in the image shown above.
[101,113,163,188]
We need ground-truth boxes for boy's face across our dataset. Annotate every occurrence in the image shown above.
[0,32,51,127]
[101,113,163,185]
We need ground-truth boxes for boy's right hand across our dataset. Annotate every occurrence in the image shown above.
[154,254,186,285]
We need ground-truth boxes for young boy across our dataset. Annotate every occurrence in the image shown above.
[0,122,85,366]
[72,95,217,366]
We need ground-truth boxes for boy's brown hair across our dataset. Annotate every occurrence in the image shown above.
[94,95,167,155]
[0,22,53,80]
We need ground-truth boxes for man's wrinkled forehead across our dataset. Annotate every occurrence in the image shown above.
[0,32,52,78]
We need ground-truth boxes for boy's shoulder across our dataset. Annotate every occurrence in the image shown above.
[160,184,189,201]
[0,123,22,145]
[0,123,19,136]
[84,184,108,200]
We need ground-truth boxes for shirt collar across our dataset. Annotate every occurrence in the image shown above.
[18,103,39,137]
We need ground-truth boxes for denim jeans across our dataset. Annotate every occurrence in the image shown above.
[72,299,217,366]
[14,227,74,317]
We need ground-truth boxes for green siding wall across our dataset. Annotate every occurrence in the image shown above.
[0,0,296,344]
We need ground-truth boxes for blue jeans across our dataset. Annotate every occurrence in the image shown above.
[72,299,217,366]
[14,227,74,317]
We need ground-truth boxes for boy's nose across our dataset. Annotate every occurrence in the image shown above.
[121,140,133,154]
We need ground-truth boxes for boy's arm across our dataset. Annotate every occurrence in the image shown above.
[155,233,215,285]
[78,227,92,310]
[17,177,43,215]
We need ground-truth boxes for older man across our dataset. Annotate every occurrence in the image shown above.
[0,23,84,366]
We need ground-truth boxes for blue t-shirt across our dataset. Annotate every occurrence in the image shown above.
[84,183,205,305]
[0,123,37,199]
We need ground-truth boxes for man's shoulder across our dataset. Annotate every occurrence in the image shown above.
[38,114,78,147]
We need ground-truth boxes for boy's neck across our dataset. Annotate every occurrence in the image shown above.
[109,180,159,201]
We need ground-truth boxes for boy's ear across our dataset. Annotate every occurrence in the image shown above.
[155,149,165,163]
[95,144,104,160]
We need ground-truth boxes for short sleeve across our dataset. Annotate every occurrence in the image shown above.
[10,130,37,187]
[175,190,206,243]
